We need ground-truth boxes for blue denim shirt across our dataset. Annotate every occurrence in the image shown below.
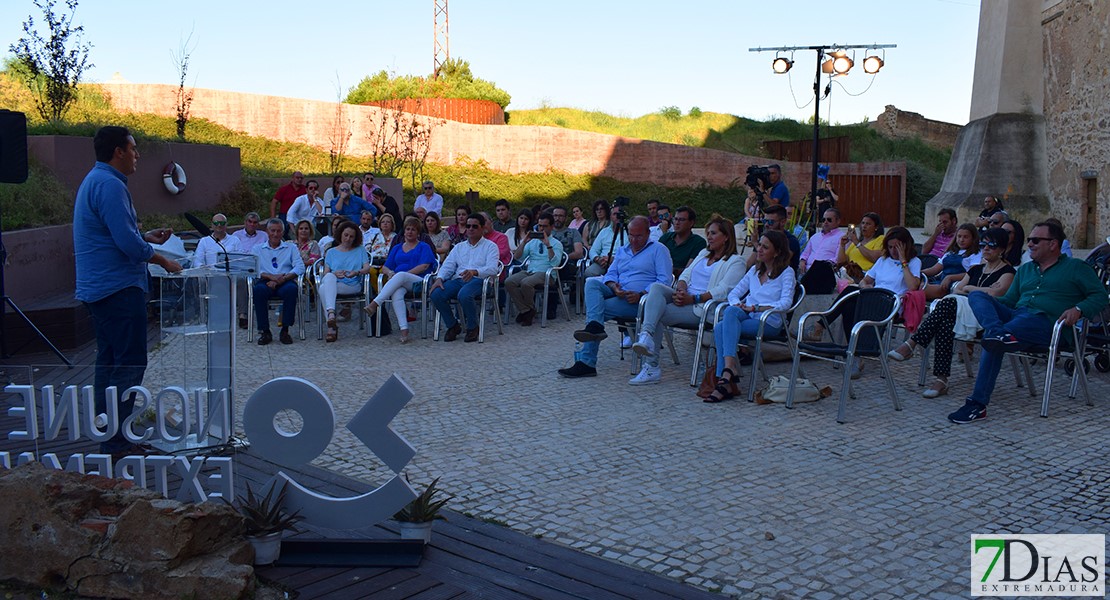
[603,240,673,293]
[73,162,154,303]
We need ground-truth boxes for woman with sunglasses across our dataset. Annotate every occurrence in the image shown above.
[838,212,885,281]
[193,213,241,267]
[922,223,979,300]
[887,228,1015,398]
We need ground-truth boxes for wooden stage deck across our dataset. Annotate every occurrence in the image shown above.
[0,332,724,600]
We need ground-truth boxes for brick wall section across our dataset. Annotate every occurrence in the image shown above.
[870,105,962,150]
[97,83,901,201]
[363,98,505,124]
[1042,0,1110,246]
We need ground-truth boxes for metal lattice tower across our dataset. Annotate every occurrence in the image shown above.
[433,0,449,78]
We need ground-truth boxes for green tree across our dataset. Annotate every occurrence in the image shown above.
[9,0,94,124]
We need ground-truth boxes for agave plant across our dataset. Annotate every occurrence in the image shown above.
[394,476,453,523]
[228,482,303,536]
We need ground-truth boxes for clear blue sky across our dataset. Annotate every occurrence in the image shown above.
[2,0,981,125]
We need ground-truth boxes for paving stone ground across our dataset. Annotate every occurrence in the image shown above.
[144,307,1110,599]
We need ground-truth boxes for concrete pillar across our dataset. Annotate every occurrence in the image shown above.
[925,0,1050,232]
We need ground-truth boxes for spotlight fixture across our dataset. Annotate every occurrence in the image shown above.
[821,58,835,74]
[825,50,854,75]
[772,56,793,74]
[863,54,884,74]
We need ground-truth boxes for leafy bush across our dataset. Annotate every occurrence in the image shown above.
[659,106,682,120]
[345,58,511,109]
[0,157,73,229]
[688,106,703,118]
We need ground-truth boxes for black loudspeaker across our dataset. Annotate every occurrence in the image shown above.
[0,110,29,184]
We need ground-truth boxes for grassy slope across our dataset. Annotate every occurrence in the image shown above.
[1,74,947,231]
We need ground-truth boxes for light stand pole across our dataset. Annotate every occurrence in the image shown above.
[749,43,896,231]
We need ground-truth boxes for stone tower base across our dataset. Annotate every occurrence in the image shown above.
[925,112,1050,231]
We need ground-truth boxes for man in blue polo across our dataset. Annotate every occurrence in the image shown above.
[75,126,182,457]
[560,216,673,378]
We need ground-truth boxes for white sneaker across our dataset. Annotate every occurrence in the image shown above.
[621,334,633,349]
[632,332,656,357]
[629,364,661,385]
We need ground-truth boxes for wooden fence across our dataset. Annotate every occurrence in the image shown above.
[362,98,505,125]
[763,136,852,163]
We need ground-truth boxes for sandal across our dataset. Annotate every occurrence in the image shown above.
[399,330,410,344]
[363,301,378,317]
[326,311,337,329]
[887,342,914,362]
[922,378,948,399]
[703,368,740,403]
[325,326,338,343]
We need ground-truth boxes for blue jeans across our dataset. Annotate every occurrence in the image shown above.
[431,277,485,329]
[253,280,299,331]
[713,305,782,376]
[84,287,148,453]
[579,277,640,367]
[967,291,1053,407]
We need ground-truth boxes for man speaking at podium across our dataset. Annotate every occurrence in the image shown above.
[74,126,182,457]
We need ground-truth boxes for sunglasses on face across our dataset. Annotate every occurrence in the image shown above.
[979,241,999,248]
[1027,237,1053,245]
[822,218,836,223]
[212,220,227,226]
[465,224,481,229]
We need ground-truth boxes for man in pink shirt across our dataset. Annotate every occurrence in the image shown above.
[798,208,844,294]
[922,208,957,258]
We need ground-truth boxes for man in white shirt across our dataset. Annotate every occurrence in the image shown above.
[798,208,844,294]
[414,180,444,219]
[251,218,305,345]
[286,180,324,227]
[358,210,380,245]
[427,213,500,342]
[194,213,242,268]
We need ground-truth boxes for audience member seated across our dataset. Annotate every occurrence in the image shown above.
[659,206,707,278]
[424,211,452,262]
[583,200,611,248]
[569,205,587,232]
[1020,217,1072,263]
[492,199,514,233]
[505,212,565,326]
[366,213,397,291]
[364,217,437,343]
[706,229,796,402]
[507,208,535,253]
[427,213,501,343]
[318,221,369,343]
[648,204,671,241]
[887,228,1015,399]
[947,221,1108,424]
[631,215,745,386]
[414,181,444,219]
[745,204,799,272]
[559,217,673,378]
[252,218,305,345]
[358,210,380,241]
[923,223,979,300]
[323,175,344,205]
[232,211,267,254]
[478,211,513,271]
[922,208,957,258]
[446,205,472,246]
[370,187,402,227]
[318,215,348,252]
[287,179,324,226]
[361,172,382,200]
[811,226,922,377]
[194,213,241,268]
[330,182,374,219]
[549,205,587,317]
[974,195,1004,235]
[1000,218,1025,266]
[293,219,321,271]
[797,208,844,295]
[838,212,885,282]
[584,209,629,278]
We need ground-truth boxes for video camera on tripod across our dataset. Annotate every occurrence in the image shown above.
[610,195,631,222]
[745,165,773,210]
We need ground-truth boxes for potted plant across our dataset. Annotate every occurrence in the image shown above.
[228,482,303,565]
[394,476,452,544]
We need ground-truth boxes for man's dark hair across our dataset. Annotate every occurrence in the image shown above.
[823,207,842,219]
[93,126,131,162]
[494,199,510,209]
[657,204,671,214]
[646,199,659,208]
[675,206,696,223]
[372,187,386,198]
[762,204,786,219]
[1033,220,1067,242]
[552,205,567,214]
[455,204,472,215]
[768,164,782,174]
[306,179,319,188]
[537,212,554,225]
[468,213,487,227]
[938,208,957,220]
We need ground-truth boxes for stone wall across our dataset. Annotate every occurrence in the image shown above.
[97,83,901,206]
[1042,0,1110,247]
[870,105,961,150]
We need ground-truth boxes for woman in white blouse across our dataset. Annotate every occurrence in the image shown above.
[630,216,745,385]
[707,229,797,403]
